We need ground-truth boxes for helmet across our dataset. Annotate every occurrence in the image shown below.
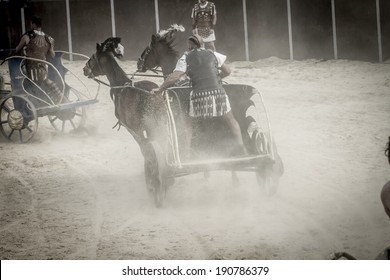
[188,34,203,48]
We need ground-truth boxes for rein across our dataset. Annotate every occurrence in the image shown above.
[88,50,160,95]
[129,72,165,79]
[92,77,151,95]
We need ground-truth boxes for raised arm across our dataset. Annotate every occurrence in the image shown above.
[47,36,55,58]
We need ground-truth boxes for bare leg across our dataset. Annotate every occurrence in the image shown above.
[223,111,244,146]
[223,113,243,184]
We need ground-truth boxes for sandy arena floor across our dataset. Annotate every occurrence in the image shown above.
[0,57,389,260]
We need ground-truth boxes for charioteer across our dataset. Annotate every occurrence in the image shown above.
[151,34,246,156]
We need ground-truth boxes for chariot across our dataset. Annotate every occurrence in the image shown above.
[84,35,284,208]
[144,84,284,207]
[0,51,98,143]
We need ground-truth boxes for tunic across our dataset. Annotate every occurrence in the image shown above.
[191,1,216,43]
[24,30,54,82]
[174,49,231,118]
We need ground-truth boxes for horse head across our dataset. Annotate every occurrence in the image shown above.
[137,24,184,75]
[83,37,124,79]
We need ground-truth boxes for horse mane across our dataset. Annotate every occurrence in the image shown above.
[137,25,184,75]
[106,52,131,85]
[155,24,185,57]
[157,24,185,38]
[159,38,179,57]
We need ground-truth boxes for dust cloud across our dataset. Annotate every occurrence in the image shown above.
[0,56,389,260]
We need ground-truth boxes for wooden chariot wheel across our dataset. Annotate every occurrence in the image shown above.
[0,93,38,143]
[48,88,86,133]
[144,141,168,208]
[248,118,283,196]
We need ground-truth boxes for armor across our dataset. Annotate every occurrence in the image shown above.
[24,30,53,82]
[192,2,216,39]
[186,49,229,118]
[186,49,221,91]
[25,30,53,61]
[23,30,62,102]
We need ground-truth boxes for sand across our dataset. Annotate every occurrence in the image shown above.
[0,56,389,260]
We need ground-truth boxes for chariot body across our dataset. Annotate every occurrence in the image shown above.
[0,52,98,143]
[143,83,284,207]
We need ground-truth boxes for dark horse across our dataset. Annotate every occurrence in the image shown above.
[137,24,184,77]
[83,37,167,153]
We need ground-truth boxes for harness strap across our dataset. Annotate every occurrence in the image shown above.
[92,78,151,94]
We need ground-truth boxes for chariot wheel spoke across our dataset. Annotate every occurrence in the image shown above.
[48,90,86,133]
[26,126,33,133]
[8,129,15,138]
[144,141,167,208]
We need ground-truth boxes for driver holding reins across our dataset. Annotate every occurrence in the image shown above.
[151,34,246,156]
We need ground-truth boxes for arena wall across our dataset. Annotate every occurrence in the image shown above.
[1,0,389,62]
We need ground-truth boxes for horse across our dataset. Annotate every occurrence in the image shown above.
[83,37,167,154]
[137,24,184,77]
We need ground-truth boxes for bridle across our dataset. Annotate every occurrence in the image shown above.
[87,42,125,78]
[137,44,162,74]
[86,53,104,77]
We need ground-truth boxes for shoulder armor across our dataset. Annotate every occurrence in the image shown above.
[24,30,36,39]
[45,34,53,43]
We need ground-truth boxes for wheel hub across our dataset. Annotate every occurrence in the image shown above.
[8,110,24,130]
[252,129,268,155]
[55,108,76,121]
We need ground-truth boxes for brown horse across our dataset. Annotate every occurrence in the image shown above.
[137,24,185,78]
[83,37,167,154]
